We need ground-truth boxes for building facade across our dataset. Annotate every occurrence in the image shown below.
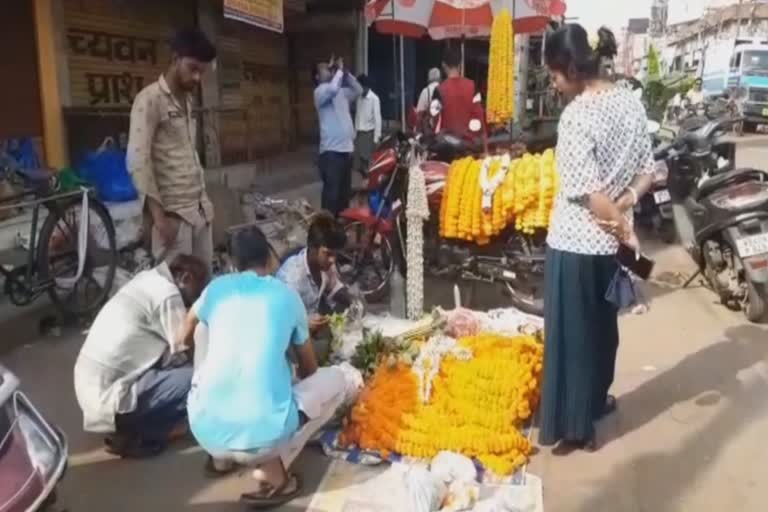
[664,1,768,76]
[8,0,362,171]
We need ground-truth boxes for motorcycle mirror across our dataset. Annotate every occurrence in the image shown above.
[647,120,661,135]
[469,119,482,133]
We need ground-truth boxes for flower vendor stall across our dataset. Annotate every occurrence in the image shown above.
[316,304,545,511]
[390,6,558,319]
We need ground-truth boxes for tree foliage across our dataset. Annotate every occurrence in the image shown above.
[647,45,661,81]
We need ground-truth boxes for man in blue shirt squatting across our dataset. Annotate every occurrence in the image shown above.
[178,225,361,508]
[313,56,363,217]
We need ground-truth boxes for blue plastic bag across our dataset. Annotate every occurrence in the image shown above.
[78,137,137,202]
[8,138,42,170]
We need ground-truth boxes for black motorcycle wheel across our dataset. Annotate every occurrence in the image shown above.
[337,221,394,303]
[502,232,546,316]
[745,281,766,323]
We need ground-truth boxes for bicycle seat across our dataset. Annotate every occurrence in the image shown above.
[15,168,55,186]
[697,167,768,200]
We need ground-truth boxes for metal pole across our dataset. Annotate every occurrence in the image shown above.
[400,35,406,127]
[539,31,546,118]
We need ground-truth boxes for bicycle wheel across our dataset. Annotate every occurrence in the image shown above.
[37,197,117,316]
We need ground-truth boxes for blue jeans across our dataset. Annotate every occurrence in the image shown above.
[318,151,352,217]
[115,365,192,443]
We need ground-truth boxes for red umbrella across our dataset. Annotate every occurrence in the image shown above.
[366,0,567,39]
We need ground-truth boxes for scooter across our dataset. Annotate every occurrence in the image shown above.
[635,120,676,242]
[0,364,67,511]
[654,117,768,322]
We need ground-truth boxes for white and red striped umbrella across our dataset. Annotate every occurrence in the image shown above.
[365,0,567,39]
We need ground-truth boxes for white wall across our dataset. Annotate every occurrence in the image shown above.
[668,0,731,26]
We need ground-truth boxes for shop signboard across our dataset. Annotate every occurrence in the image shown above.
[223,0,284,33]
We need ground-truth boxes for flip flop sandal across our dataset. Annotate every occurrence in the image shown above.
[240,473,303,509]
[204,456,239,479]
[104,436,165,459]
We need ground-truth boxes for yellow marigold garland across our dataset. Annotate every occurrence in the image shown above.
[487,8,515,126]
[439,149,557,241]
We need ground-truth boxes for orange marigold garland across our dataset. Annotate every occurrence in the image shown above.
[341,334,544,476]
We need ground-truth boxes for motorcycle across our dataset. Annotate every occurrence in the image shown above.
[635,120,677,243]
[338,119,546,315]
[0,364,67,511]
[654,117,768,322]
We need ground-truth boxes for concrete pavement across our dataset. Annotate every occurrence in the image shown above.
[2,141,768,511]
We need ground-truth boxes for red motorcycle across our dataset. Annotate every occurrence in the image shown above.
[337,116,547,315]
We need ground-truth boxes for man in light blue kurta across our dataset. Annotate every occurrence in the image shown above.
[181,225,356,506]
[188,272,308,452]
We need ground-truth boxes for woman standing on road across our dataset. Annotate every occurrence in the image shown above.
[539,24,655,453]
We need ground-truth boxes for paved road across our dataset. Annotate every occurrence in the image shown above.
[2,141,768,511]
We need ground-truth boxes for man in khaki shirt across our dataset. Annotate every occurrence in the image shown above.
[128,28,217,267]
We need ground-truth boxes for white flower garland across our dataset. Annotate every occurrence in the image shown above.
[478,153,511,210]
[412,335,473,403]
[406,157,429,320]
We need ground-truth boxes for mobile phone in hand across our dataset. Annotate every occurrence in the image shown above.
[617,243,654,280]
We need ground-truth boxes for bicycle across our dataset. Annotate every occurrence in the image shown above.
[0,166,117,317]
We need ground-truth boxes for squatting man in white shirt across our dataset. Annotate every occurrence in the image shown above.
[73,255,209,458]
[353,74,382,179]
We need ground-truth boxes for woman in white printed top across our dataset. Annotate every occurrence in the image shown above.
[538,25,656,454]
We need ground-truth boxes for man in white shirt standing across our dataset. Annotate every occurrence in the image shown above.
[416,68,442,114]
[74,255,209,458]
[353,74,382,179]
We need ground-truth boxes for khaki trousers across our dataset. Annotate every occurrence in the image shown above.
[152,220,213,270]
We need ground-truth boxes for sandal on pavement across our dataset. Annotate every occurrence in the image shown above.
[599,395,618,419]
[104,435,165,459]
[240,473,303,509]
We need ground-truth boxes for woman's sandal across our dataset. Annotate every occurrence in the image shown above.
[551,435,598,456]
[600,395,618,419]
[240,473,303,509]
[203,456,239,479]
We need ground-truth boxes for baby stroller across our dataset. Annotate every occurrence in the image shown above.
[0,364,67,511]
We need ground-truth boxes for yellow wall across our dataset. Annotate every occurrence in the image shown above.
[33,0,68,168]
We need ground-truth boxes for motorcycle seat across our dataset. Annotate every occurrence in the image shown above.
[420,161,450,183]
[697,168,768,200]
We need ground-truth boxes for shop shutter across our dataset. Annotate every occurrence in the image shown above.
[62,0,194,109]
[0,2,42,139]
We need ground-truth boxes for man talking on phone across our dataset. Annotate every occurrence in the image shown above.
[313,56,363,217]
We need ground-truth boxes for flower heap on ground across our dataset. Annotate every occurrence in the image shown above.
[486,8,514,126]
[340,333,544,476]
[440,149,557,242]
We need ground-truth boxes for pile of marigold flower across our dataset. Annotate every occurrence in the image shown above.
[486,8,514,125]
[339,333,544,476]
[439,149,557,243]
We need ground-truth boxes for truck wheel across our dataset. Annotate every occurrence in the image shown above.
[745,281,766,323]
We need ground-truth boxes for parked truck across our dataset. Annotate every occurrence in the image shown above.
[702,37,768,131]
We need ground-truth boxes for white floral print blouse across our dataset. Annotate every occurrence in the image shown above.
[547,86,655,255]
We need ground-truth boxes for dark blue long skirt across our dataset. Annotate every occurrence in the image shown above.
[538,247,619,446]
